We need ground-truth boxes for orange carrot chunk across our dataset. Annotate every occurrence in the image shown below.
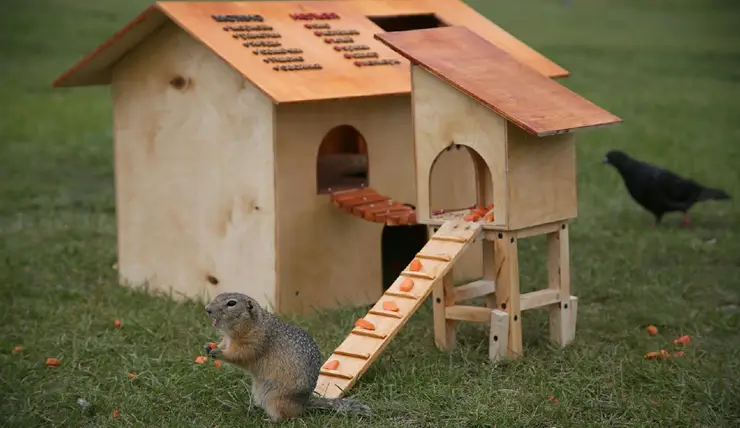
[483,213,494,222]
[214,360,222,368]
[323,360,340,370]
[194,355,208,365]
[399,278,414,292]
[659,349,671,358]
[114,320,122,328]
[127,372,137,379]
[647,325,658,335]
[12,346,23,353]
[644,351,659,360]
[45,357,61,367]
[383,301,399,312]
[673,335,691,345]
[207,342,218,349]
[409,259,422,272]
[464,214,480,222]
[673,351,685,357]
[354,318,375,331]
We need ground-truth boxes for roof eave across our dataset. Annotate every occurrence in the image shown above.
[51,3,168,88]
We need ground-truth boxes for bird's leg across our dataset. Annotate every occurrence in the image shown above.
[652,215,662,229]
[681,213,691,228]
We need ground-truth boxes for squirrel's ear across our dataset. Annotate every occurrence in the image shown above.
[247,299,254,312]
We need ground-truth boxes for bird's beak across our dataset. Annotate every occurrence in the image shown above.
[602,157,609,164]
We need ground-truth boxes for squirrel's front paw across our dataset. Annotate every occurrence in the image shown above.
[208,347,223,359]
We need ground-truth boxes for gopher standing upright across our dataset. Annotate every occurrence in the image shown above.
[203,292,371,423]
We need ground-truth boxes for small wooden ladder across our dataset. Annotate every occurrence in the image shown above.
[313,219,482,399]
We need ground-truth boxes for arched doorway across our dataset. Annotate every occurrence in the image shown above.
[429,143,493,213]
[428,143,494,281]
[381,221,428,290]
[316,125,369,194]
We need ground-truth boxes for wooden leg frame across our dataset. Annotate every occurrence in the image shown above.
[431,221,578,361]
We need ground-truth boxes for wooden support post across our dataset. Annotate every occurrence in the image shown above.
[547,223,575,346]
[489,309,509,362]
[493,232,522,359]
[481,239,498,308]
[433,270,457,350]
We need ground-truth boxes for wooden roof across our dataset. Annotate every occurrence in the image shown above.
[376,26,623,137]
[52,1,569,104]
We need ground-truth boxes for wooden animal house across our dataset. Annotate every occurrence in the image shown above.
[312,26,622,399]
[51,0,573,315]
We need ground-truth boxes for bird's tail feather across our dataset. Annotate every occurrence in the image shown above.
[698,187,731,202]
[307,396,372,416]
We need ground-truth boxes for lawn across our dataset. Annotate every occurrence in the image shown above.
[1,0,740,426]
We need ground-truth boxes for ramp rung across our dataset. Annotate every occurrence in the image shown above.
[369,309,403,319]
[350,329,387,339]
[401,270,435,280]
[416,253,452,262]
[431,235,468,243]
[334,350,370,359]
[384,291,418,300]
[319,369,354,380]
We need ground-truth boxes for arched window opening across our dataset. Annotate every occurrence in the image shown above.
[316,125,369,194]
[429,143,494,218]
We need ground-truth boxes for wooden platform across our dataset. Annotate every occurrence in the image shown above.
[375,26,623,137]
[314,219,482,398]
[330,187,417,226]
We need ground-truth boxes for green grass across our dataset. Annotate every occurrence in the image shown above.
[2,0,740,426]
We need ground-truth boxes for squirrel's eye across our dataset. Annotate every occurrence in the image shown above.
[226,300,237,307]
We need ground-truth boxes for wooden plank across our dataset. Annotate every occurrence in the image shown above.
[520,289,560,311]
[445,305,491,323]
[433,271,457,350]
[314,219,481,399]
[489,309,509,362]
[375,26,623,137]
[453,279,495,303]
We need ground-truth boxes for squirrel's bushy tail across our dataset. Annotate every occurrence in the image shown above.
[307,396,371,416]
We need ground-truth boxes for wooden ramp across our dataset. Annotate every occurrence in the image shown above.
[331,187,417,226]
[314,219,482,398]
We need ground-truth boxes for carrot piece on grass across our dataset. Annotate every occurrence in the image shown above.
[408,259,422,272]
[114,319,122,328]
[659,349,671,358]
[207,342,218,349]
[214,360,222,369]
[647,325,658,335]
[112,410,120,418]
[399,278,414,292]
[673,351,685,357]
[12,346,23,353]
[354,318,375,331]
[673,335,691,345]
[382,301,399,312]
[644,351,659,360]
[45,358,61,367]
[194,355,208,365]
[323,360,340,370]
[127,372,137,379]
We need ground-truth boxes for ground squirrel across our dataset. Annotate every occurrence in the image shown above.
[204,292,371,423]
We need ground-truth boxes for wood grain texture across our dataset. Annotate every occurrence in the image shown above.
[111,22,277,307]
[52,0,569,100]
[376,26,623,136]
[342,0,569,78]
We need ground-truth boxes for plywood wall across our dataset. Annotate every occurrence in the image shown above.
[111,21,277,308]
[411,65,509,280]
[506,123,578,230]
[274,95,418,314]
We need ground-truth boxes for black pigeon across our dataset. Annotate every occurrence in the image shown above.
[603,150,730,227]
